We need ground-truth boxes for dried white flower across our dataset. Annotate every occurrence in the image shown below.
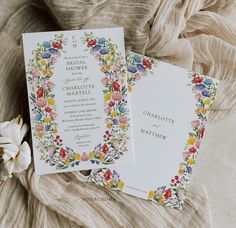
[0,115,31,181]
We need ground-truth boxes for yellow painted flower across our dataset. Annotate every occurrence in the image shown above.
[178,169,184,175]
[100,66,106,72]
[99,152,105,161]
[89,152,94,159]
[195,108,200,114]
[204,99,211,105]
[148,191,155,199]
[42,70,49,75]
[47,97,55,105]
[118,181,124,190]
[128,84,132,92]
[48,70,53,77]
[37,131,44,138]
[52,128,58,134]
[75,153,80,161]
[111,111,118,117]
[64,155,71,165]
[125,72,130,79]
[106,65,111,71]
[106,123,112,128]
[44,117,51,123]
[159,196,165,205]
[104,93,111,101]
[105,55,111,61]
[41,60,47,66]
[187,137,196,145]
[187,159,195,166]
[195,108,208,115]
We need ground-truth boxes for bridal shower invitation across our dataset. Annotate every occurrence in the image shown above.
[22,28,134,175]
[89,51,219,210]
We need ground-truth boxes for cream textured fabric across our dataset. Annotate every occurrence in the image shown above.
[1,0,236,227]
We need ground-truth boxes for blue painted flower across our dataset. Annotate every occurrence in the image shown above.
[204,78,213,86]
[127,65,137,73]
[195,84,205,91]
[92,45,101,51]
[137,64,146,72]
[43,41,51,48]
[98,37,105,44]
[75,161,79,165]
[45,125,51,131]
[49,48,58,55]
[113,119,119,125]
[118,106,126,113]
[41,52,51,59]
[134,54,142,63]
[35,113,42,120]
[100,48,109,55]
[187,166,192,174]
[202,90,211,97]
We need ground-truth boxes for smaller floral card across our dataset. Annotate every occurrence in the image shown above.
[22,28,134,175]
[88,51,220,210]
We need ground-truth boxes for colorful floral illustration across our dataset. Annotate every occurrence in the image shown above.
[89,52,219,210]
[26,33,130,169]
[89,168,124,191]
[147,71,219,209]
[125,52,158,92]
[81,32,130,165]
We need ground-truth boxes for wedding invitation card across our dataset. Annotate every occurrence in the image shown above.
[88,51,220,210]
[22,28,134,175]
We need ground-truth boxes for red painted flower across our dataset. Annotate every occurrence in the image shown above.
[36,87,45,98]
[192,76,203,84]
[189,147,196,153]
[103,170,112,181]
[164,189,172,199]
[59,148,67,158]
[45,106,52,113]
[142,59,152,69]
[108,101,115,107]
[87,39,96,47]
[112,82,120,91]
[199,128,205,138]
[52,42,62,49]
[102,144,109,154]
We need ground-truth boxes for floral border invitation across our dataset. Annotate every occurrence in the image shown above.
[88,51,220,210]
[22,28,134,175]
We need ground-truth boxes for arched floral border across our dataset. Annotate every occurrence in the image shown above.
[26,33,130,170]
[89,52,219,209]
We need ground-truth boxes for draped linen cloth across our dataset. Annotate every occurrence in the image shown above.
[1,0,236,227]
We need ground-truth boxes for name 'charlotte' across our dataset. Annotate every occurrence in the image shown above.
[62,84,95,96]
